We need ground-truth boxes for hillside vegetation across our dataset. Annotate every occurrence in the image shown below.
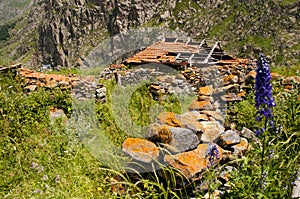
[0,0,299,68]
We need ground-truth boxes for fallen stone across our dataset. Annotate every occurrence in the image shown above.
[122,138,160,163]
[157,112,182,127]
[199,121,224,143]
[49,107,66,120]
[182,111,209,121]
[200,110,224,123]
[203,189,224,199]
[219,130,241,146]
[223,74,239,85]
[283,76,300,85]
[221,93,242,102]
[147,124,172,144]
[232,137,249,155]
[189,100,213,111]
[198,86,214,96]
[164,143,223,178]
[292,171,300,198]
[240,127,256,139]
[175,114,204,133]
[164,151,207,178]
[24,84,37,91]
[168,127,200,153]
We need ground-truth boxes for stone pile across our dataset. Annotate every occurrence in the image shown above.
[121,108,253,196]
[17,67,106,102]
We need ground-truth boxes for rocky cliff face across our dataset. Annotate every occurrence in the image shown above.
[38,0,176,67]
[1,0,299,67]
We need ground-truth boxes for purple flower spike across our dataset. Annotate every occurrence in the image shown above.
[254,54,276,135]
[206,143,220,167]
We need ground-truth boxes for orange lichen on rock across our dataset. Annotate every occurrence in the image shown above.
[122,138,160,163]
[157,112,182,127]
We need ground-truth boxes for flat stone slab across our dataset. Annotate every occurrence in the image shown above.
[219,130,241,146]
[199,121,224,143]
[232,137,249,155]
[164,151,207,178]
[175,114,204,133]
[200,110,224,123]
[168,127,200,153]
[189,100,213,111]
[157,112,182,127]
[122,138,160,163]
[164,143,223,178]
[198,86,214,96]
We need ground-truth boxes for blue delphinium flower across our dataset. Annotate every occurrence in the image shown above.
[254,54,276,135]
[206,143,220,167]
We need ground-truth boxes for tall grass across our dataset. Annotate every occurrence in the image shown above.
[0,71,299,198]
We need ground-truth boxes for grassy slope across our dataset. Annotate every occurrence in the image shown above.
[0,67,299,198]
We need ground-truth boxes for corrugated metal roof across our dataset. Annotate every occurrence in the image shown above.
[125,38,221,66]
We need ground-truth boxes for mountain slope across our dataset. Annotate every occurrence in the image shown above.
[0,0,299,67]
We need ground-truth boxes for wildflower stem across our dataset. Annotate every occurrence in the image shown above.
[260,119,267,189]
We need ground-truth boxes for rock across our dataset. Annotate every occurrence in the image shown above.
[182,111,210,121]
[245,70,256,84]
[24,84,37,91]
[223,74,239,85]
[181,111,201,121]
[198,95,214,101]
[218,130,241,146]
[176,74,186,80]
[157,112,182,127]
[200,121,224,143]
[198,85,214,96]
[283,76,300,85]
[196,143,223,160]
[203,190,224,199]
[164,151,207,178]
[214,84,240,94]
[189,100,213,111]
[240,127,255,139]
[122,138,160,163]
[49,107,66,120]
[218,166,236,183]
[292,171,300,198]
[168,127,200,153]
[164,143,223,178]
[270,72,283,80]
[175,114,204,133]
[221,93,242,102]
[232,137,249,155]
[148,124,172,144]
[200,110,224,123]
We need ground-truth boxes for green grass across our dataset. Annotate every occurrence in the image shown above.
[0,69,299,198]
[271,64,300,77]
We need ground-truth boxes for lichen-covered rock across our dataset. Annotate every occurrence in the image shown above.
[232,137,249,155]
[200,121,224,143]
[164,152,207,178]
[157,112,182,127]
[175,114,204,133]
[168,127,200,153]
[189,100,213,111]
[198,85,214,96]
[164,143,223,178]
[122,138,160,163]
[219,130,241,146]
